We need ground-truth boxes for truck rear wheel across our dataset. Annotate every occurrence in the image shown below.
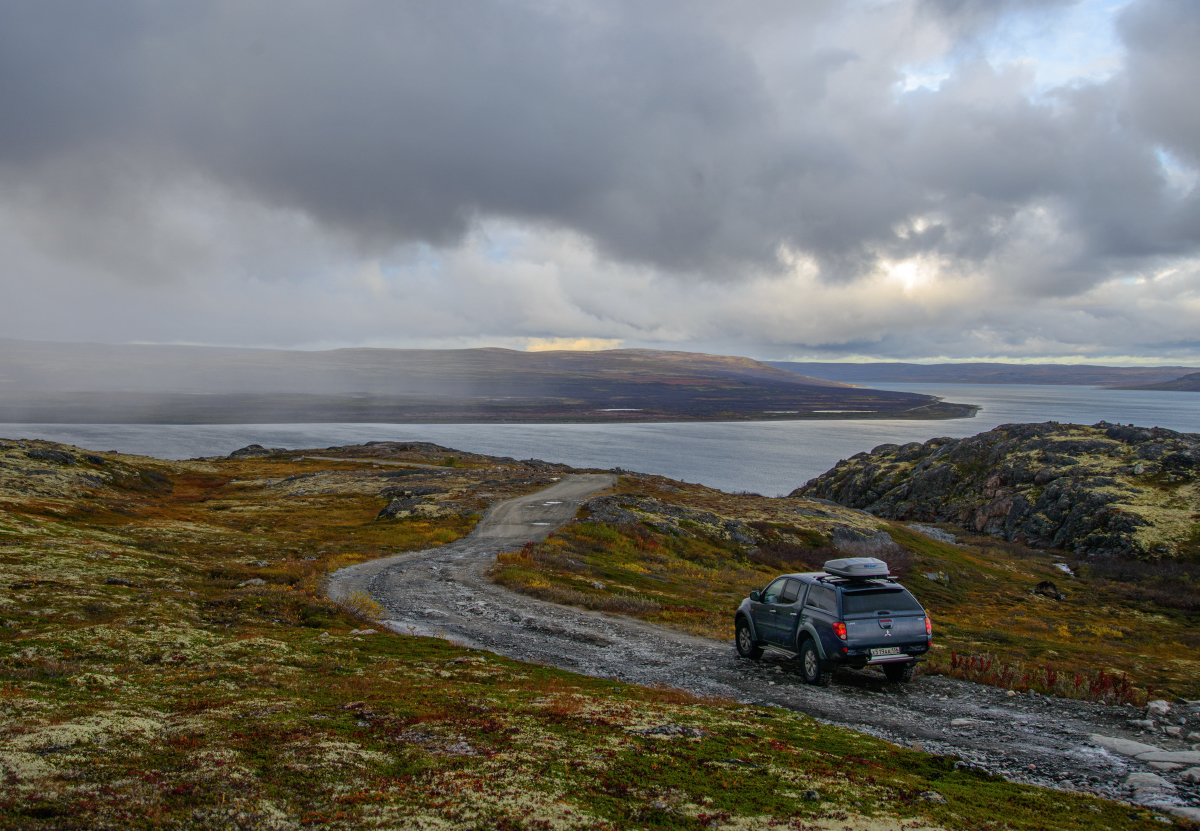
[799,639,833,687]
[735,618,763,660]
[883,662,916,683]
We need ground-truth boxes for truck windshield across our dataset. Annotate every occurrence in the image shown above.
[842,589,922,615]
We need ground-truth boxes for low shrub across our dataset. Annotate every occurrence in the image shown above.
[928,650,1143,705]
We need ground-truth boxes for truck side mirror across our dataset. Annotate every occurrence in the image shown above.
[749,591,760,602]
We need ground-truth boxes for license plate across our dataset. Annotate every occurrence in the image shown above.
[870,647,901,657]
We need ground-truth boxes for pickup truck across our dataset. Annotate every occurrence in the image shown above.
[733,557,931,685]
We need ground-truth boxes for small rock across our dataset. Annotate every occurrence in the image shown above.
[591,581,606,590]
[917,791,947,804]
[1147,762,1182,771]
[349,629,377,636]
[103,577,137,587]
[1090,734,1162,757]
[648,800,674,813]
[318,632,331,640]
[950,718,976,727]
[1129,719,1157,730]
[1187,732,1200,742]
[1006,690,1017,697]
[25,448,76,465]
[631,724,705,738]
[238,578,266,587]
[802,790,821,801]
[1164,726,1182,737]
[1136,751,1200,764]
[1125,772,1175,792]
[1147,699,1172,718]
[228,444,272,458]
[1180,767,1200,784]
[250,560,268,567]
[1033,580,1065,600]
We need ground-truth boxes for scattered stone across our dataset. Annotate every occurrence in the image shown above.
[377,497,426,520]
[1006,690,1017,697]
[238,578,266,587]
[1033,580,1065,600]
[1126,771,1175,793]
[1147,762,1183,771]
[1164,807,1200,822]
[1147,700,1172,718]
[950,718,976,727]
[103,577,137,587]
[923,571,950,584]
[631,724,706,738]
[909,524,959,545]
[1090,734,1161,757]
[1164,726,1183,737]
[249,561,268,567]
[801,790,821,801]
[917,791,947,804]
[1129,719,1157,730]
[25,448,76,465]
[591,581,606,590]
[1180,767,1200,784]
[228,444,273,458]
[349,629,377,636]
[1188,732,1200,742]
[1135,751,1200,764]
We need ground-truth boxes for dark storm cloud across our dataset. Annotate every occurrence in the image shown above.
[0,0,1198,360]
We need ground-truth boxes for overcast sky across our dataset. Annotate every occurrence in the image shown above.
[1,0,1198,363]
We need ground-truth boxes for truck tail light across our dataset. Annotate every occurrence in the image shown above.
[833,622,848,640]
[925,616,932,637]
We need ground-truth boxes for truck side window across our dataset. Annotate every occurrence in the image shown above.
[762,577,789,604]
[806,585,836,613]
[804,585,822,609]
[780,579,800,604]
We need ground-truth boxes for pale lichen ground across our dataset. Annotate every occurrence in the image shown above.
[0,438,1174,830]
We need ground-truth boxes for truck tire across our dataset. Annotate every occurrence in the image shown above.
[883,662,916,683]
[799,638,833,687]
[735,618,763,660]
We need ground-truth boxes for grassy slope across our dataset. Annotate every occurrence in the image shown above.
[493,475,1200,702]
[0,440,1175,829]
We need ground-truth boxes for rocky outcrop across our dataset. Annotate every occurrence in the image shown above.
[794,422,1200,558]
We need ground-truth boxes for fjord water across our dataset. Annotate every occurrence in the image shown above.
[2,384,1196,496]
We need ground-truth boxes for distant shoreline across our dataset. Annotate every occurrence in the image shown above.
[0,390,980,424]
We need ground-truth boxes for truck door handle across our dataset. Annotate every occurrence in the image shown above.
[770,609,777,614]
[790,612,797,617]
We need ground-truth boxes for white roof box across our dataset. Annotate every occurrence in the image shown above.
[824,557,890,580]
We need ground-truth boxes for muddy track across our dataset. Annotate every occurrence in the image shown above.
[327,475,1198,808]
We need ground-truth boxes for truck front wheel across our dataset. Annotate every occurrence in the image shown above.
[735,618,763,660]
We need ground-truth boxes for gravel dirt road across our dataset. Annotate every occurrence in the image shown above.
[327,474,1200,812]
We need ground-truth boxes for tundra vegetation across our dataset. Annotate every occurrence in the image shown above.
[0,437,1182,829]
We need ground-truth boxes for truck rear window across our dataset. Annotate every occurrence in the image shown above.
[841,589,922,615]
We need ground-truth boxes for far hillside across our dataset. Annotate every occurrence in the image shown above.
[769,361,1199,387]
[0,338,975,423]
[1119,372,1200,392]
